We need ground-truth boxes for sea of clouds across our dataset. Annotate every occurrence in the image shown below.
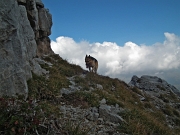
[51,32,180,90]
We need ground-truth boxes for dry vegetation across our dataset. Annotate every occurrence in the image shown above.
[0,54,180,135]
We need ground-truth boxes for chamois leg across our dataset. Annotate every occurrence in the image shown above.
[89,67,92,72]
[93,66,97,73]
[92,66,95,73]
[94,67,97,74]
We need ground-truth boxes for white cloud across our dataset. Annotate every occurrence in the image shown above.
[51,33,180,89]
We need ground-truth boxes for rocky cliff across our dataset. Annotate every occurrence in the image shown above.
[0,0,54,96]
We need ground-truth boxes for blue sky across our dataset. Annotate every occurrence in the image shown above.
[42,0,180,90]
[43,0,180,45]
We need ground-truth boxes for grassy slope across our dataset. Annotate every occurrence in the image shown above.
[1,54,180,135]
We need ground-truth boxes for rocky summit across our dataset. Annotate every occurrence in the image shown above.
[129,75,180,97]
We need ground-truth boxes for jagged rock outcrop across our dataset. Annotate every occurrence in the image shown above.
[129,75,180,129]
[0,0,54,96]
[129,75,180,97]
[25,0,54,57]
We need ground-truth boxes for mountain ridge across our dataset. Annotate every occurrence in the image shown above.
[129,75,180,96]
[0,0,180,134]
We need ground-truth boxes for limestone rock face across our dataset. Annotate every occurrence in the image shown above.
[36,4,53,57]
[25,0,53,57]
[35,0,44,8]
[0,0,53,96]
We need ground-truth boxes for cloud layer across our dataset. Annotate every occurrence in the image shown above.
[51,33,180,89]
